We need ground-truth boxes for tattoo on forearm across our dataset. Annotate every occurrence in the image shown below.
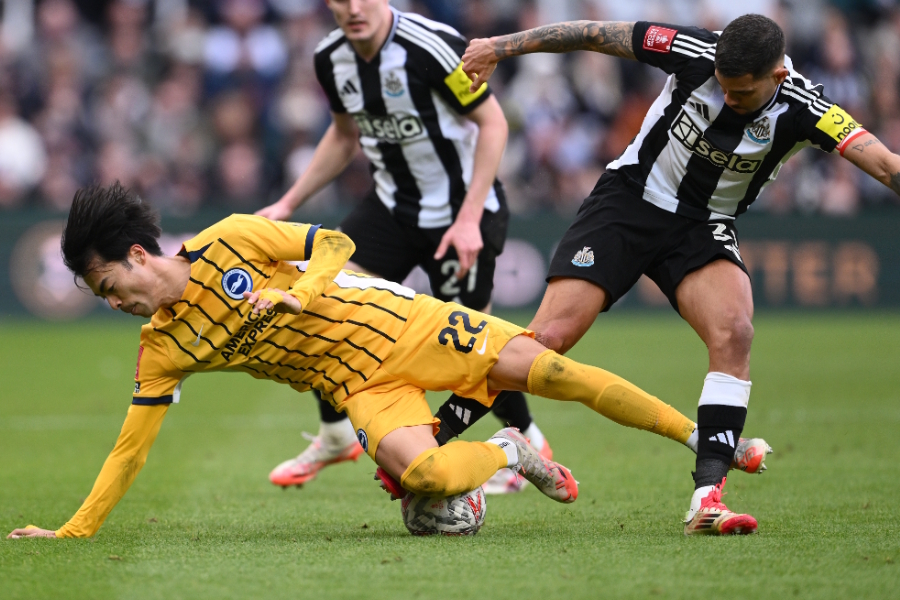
[889,172,900,196]
[852,139,881,153]
[495,21,634,60]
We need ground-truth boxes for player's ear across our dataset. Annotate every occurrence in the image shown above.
[129,244,147,266]
[773,65,789,85]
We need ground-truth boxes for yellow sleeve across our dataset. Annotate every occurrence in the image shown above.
[284,228,355,309]
[55,404,169,538]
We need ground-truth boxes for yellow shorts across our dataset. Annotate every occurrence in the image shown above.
[337,368,438,459]
[335,295,530,459]
[381,295,531,405]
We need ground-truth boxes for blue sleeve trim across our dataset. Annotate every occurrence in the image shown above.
[185,243,212,263]
[132,396,174,406]
[304,225,321,259]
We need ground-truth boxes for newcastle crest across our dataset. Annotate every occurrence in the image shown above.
[572,246,595,267]
[746,117,771,144]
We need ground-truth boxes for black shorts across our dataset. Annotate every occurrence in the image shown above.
[547,171,749,313]
[339,188,509,310]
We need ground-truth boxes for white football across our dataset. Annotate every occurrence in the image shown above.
[401,486,487,536]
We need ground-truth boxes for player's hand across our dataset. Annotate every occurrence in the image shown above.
[7,525,57,539]
[244,289,303,315]
[461,38,499,93]
[434,219,483,279]
[255,198,295,221]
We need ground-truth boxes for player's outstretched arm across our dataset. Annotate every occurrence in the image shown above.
[841,132,900,196]
[256,113,360,221]
[7,404,169,540]
[462,21,635,91]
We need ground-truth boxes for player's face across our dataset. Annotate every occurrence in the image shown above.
[83,249,159,318]
[715,65,789,115]
[325,0,390,43]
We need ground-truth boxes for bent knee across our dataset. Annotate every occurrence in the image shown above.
[708,315,754,356]
[401,452,454,497]
[531,322,585,355]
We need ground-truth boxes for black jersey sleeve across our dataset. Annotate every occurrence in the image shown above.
[789,77,867,155]
[397,21,492,115]
[314,46,347,114]
[632,21,718,75]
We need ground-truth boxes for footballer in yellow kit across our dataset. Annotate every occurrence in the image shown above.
[8,183,710,540]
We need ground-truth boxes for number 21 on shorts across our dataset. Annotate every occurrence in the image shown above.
[438,310,487,353]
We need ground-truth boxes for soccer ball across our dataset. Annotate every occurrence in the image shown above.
[401,486,487,536]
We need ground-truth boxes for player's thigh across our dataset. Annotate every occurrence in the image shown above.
[528,277,607,354]
[339,371,439,463]
[675,259,754,349]
[338,190,422,282]
[423,245,497,309]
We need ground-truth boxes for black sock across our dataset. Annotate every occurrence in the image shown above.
[694,404,747,488]
[433,394,493,445]
[315,389,347,423]
[490,391,532,431]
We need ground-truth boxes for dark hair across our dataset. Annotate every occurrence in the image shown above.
[715,14,786,79]
[61,181,163,278]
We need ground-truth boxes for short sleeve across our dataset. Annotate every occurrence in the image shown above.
[797,99,867,155]
[315,47,347,114]
[398,22,491,115]
[632,21,718,75]
[133,330,182,405]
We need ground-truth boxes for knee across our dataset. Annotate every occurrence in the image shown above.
[531,321,582,355]
[708,314,754,358]
[401,450,453,497]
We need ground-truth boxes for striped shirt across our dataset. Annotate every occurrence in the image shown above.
[607,21,867,221]
[133,215,416,406]
[314,8,503,229]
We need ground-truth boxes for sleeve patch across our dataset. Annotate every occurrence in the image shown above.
[304,224,321,259]
[444,63,487,107]
[644,26,678,53]
[815,104,863,145]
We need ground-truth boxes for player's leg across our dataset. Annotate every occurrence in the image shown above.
[675,259,760,535]
[486,335,697,446]
[344,372,575,503]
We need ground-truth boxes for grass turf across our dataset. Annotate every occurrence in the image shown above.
[1,312,899,599]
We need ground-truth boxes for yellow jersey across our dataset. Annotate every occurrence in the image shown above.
[135,214,416,407]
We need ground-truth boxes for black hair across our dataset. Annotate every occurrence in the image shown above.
[61,181,163,278]
[715,14,786,79]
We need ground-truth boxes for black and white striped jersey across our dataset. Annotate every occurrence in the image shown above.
[314,8,503,229]
[607,21,867,221]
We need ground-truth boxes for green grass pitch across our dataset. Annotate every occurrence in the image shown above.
[1,312,899,599]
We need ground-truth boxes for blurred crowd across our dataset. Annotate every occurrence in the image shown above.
[1,0,899,217]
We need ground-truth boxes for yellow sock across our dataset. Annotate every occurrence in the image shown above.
[527,349,696,445]
[400,441,508,497]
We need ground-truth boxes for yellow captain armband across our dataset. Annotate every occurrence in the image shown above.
[815,104,867,155]
[444,63,487,106]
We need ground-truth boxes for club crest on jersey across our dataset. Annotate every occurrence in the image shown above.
[572,246,595,267]
[746,117,771,144]
[222,268,253,300]
[357,429,369,453]
[383,72,405,97]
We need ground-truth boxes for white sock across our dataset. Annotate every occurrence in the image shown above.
[319,418,357,452]
[698,372,751,409]
[686,484,715,521]
[487,437,518,467]
[685,427,699,453]
[523,422,545,452]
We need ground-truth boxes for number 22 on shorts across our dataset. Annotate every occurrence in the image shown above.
[438,310,487,353]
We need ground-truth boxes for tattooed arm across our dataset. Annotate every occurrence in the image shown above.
[461,21,635,92]
[842,132,900,196]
